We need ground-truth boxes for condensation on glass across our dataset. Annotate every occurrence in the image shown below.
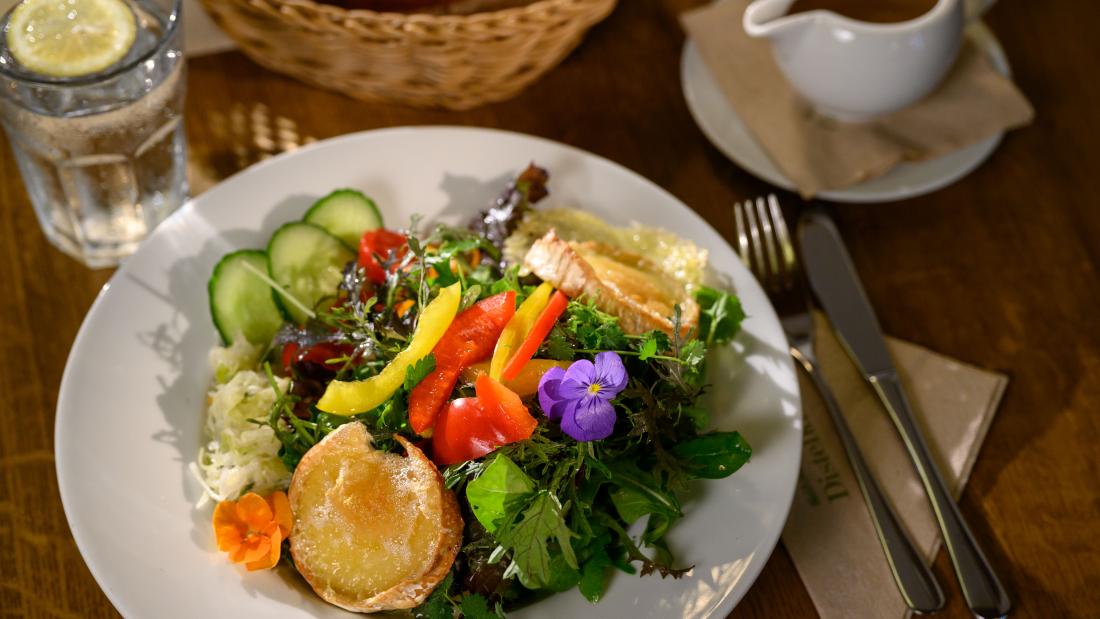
[0,0,186,268]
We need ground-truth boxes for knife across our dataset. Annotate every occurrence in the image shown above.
[798,208,1011,619]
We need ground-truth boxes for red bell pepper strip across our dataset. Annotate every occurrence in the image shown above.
[432,398,497,465]
[490,282,553,379]
[474,373,538,440]
[358,229,408,285]
[431,374,536,466]
[408,291,516,434]
[501,290,569,381]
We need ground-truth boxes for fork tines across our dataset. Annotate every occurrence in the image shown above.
[734,194,797,293]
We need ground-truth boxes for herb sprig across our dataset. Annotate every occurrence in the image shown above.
[252,168,751,616]
[427,296,751,612]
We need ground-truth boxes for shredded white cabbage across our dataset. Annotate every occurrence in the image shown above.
[209,336,262,385]
[194,347,290,506]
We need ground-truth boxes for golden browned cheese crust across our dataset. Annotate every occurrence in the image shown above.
[523,230,699,336]
[288,424,462,613]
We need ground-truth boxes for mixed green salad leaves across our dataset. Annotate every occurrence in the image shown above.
[203,165,751,616]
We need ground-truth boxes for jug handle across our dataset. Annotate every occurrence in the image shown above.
[965,0,997,21]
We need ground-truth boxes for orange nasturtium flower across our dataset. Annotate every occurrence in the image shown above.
[212,491,292,571]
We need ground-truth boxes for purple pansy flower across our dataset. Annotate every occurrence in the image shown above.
[537,351,628,442]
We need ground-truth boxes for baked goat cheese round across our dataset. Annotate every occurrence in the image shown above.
[288,422,461,612]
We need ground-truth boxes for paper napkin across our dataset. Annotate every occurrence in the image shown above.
[781,312,1007,619]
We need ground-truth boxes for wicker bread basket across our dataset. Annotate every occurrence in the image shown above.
[199,0,618,109]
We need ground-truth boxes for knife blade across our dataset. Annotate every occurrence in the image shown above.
[798,208,1011,619]
[796,216,893,378]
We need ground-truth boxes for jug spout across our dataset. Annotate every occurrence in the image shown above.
[743,0,810,39]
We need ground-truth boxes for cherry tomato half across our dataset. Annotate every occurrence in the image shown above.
[358,229,408,285]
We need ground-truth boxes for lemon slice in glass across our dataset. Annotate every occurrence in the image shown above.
[6,0,137,78]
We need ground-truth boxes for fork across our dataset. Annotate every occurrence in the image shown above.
[734,195,946,613]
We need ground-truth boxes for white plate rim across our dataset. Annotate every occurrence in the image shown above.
[55,126,803,619]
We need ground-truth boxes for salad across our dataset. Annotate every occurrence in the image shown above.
[194,164,751,617]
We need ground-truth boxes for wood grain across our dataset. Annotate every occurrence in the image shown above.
[0,0,1097,617]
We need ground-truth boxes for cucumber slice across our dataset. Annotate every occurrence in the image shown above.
[267,222,356,324]
[208,250,285,345]
[303,189,383,248]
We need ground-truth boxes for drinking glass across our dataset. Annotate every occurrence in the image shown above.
[0,0,186,268]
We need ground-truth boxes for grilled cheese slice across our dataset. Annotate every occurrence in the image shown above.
[523,230,699,336]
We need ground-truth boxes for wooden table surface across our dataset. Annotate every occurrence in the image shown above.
[2,0,1097,617]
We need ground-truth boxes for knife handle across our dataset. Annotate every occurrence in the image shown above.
[791,346,945,613]
[870,372,1012,618]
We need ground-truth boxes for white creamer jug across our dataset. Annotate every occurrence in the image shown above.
[744,0,994,121]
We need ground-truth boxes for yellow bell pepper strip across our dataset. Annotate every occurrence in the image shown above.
[316,283,461,415]
[461,359,572,397]
[502,290,569,381]
[489,282,553,380]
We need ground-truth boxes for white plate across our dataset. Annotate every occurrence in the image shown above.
[681,22,1010,203]
[56,127,802,619]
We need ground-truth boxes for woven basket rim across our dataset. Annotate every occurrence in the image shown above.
[253,0,602,26]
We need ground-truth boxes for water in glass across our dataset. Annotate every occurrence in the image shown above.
[0,0,186,268]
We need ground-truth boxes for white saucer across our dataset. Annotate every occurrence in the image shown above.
[681,22,1010,203]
